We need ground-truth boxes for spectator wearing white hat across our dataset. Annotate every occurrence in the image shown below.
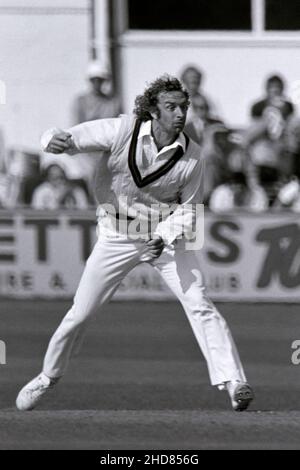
[70,61,121,202]
[72,61,120,125]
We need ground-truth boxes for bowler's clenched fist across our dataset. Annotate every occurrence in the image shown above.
[144,235,165,260]
[47,132,73,154]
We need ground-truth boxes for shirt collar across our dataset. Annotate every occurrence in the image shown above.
[138,120,186,154]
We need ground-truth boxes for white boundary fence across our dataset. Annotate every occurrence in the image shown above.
[0,209,300,301]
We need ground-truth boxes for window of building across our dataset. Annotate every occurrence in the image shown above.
[127,0,300,35]
[265,0,300,30]
[128,0,252,31]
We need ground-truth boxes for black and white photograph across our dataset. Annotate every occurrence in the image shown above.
[0,0,300,453]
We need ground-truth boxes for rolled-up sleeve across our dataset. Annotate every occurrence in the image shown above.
[41,118,121,154]
[154,157,204,245]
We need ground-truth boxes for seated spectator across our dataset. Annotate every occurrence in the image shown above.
[275,177,300,211]
[275,117,300,211]
[0,172,20,208]
[209,171,268,213]
[285,115,300,174]
[246,74,295,205]
[184,94,223,145]
[180,65,218,125]
[201,124,245,203]
[251,74,294,125]
[0,173,7,207]
[31,164,89,210]
[5,148,42,207]
[0,127,6,173]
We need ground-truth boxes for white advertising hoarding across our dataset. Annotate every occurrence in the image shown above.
[0,210,299,301]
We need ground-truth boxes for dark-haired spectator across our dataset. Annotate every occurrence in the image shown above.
[251,75,294,125]
[31,164,89,210]
[246,74,295,205]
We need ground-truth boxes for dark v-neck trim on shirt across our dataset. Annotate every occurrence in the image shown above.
[128,119,189,188]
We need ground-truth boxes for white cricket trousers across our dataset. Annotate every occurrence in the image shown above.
[43,230,246,386]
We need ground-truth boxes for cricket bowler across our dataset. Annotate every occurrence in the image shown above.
[16,75,254,412]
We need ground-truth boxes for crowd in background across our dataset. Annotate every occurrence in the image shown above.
[181,66,300,213]
[1,62,300,213]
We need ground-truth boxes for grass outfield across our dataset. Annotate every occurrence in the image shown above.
[1,300,300,449]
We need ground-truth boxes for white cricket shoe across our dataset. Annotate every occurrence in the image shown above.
[16,373,57,411]
[226,381,254,412]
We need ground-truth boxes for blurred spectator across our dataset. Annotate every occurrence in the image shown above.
[284,115,300,175]
[275,116,300,211]
[180,65,218,126]
[0,173,8,207]
[209,171,268,213]
[0,127,5,173]
[275,178,300,211]
[0,171,20,208]
[184,94,223,145]
[251,75,294,124]
[0,127,13,207]
[4,148,41,207]
[201,124,246,203]
[71,61,121,203]
[31,164,89,210]
[181,65,203,100]
[17,150,41,205]
[246,74,295,205]
[72,61,120,125]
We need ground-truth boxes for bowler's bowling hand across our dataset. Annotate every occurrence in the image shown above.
[145,235,165,260]
[47,132,73,154]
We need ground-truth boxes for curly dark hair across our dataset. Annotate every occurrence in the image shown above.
[134,75,190,122]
